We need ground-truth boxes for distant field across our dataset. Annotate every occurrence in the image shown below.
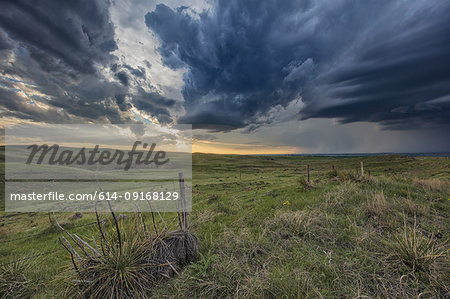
[1,154,449,298]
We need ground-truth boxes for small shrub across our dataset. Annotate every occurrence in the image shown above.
[58,212,198,298]
[387,219,447,272]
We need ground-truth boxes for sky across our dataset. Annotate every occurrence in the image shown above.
[0,0,449,154]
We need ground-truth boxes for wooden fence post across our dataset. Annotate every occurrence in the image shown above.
[360,161,364,176]
[178,172,187,231]
[306,164,310,184]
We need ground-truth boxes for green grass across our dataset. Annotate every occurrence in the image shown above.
[1,154,449,298]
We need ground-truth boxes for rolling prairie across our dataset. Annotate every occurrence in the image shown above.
[1,153,449,298]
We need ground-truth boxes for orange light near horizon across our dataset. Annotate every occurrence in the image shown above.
[192,140,303,155]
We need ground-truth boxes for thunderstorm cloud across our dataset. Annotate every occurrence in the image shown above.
[145,0,450,130]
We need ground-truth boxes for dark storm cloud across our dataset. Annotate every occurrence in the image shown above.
[0,0,127,123]
[0,28,14,50]
[0,0,117,76]
[132,89,179,123]
[116,71,129,86]
[146,0,450,131]
[300,1,450,129]
[0,0,177,125]
[112,63,146,86]
[115,94,131,112]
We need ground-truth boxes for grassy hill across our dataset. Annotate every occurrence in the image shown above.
[0,154,449,298]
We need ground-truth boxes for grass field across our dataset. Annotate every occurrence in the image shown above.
[1,154,449,298]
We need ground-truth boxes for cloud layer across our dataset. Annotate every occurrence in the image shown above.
[0,0,178,125]
[1,0,449,155]
[146,0,450,130]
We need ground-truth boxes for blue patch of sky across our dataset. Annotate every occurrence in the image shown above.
[1,75,37,86]
[132,111,153,125]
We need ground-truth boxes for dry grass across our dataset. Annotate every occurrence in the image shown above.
[402,199,428,216]
[365,192,388,220]
[193,209,216,225]
[270,210,324,239]
[323,182,354,210]
[413,179,449,193]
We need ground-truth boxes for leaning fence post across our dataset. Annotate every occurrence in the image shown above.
[178,172,187,231]
[360,161,364,176]
[306,164,310,184]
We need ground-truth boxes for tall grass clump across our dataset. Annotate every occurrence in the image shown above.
[0,254,39,298]
[387,218,447,273]
[56,209,198,298]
